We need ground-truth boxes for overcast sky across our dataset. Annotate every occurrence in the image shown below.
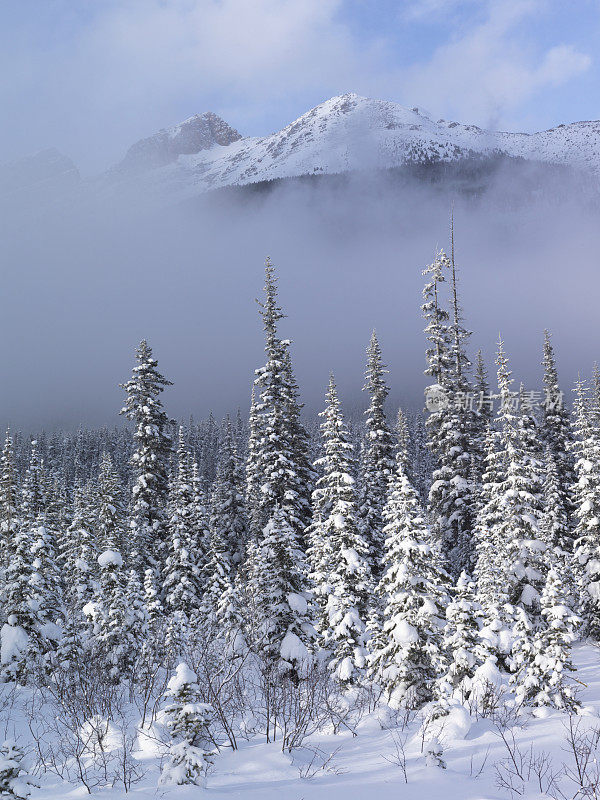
[1,0,598,173]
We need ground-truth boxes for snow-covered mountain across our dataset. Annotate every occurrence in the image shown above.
[4,93,600,205]
[105,92,600,200]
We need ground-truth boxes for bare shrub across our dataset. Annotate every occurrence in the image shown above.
[560,715,600,799]
[494,727,562,799]
[24,657,146,793]
[382,729,409,783]
[292,745,345,780]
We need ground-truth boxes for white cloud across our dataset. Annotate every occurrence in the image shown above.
[397,0,591,129]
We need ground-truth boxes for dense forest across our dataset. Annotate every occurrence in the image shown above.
[0,248,595,796]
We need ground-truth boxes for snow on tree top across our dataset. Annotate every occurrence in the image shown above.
[98,549,123,568]
[167,662,198,694]
[391,619,419,645]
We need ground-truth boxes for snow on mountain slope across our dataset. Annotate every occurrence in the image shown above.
[112,93,600,200]
[4,93,600,208]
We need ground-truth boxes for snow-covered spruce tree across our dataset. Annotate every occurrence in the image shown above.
[20,440,45,528]
[245,386,263,541]
[540,330,575,550]
[159,663,214,788]
[514,566,580,711]
[247,505,314,680]
[358,332,395,577]
[410,411,435,503]
[60,483,97,611]
[395,408,412,480]
[28,522,62,667]
[542,447,571,557]
[41,472,70,577]
[124,568,149,660]
[281,345,314,537]
[94,548,136,682]
[474,424,508,619]
[56,485,97,614]
[436,571,484,705]
[369,457,449,709]
[144,567,163,634]
[120,339,173,571]
[162,428,202,619]
[208,416,247,573]
[201,421,246,645]
[0,431,17,574]
[571,377,600,638]
[0,435,37,682]
[422,250,474,574]
[248,261,312,543]
[471,350,493,485]
[190,460,211,581]
[307,376,370,687]
[494,343,546,624]
[0,437,61,676]
[96,452,126,557]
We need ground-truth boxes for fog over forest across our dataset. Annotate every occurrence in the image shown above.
[0,154,598,430]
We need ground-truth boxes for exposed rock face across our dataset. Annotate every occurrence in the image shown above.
[117,112,242,173]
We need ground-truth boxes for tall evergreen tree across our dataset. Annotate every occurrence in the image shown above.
[120,340,173,571]
[247,505,314,680]
[245,387,263,548]
[209,417,246,571]
[422,250,474,572]
[571,377,600,638]
[358,332,395,576]
[437,571,484,705]
[0,434,37,682]
[369,456,449,709]
[20,441,45,528]
[249,261,312,542]
[307,376,370,686]
[0,431,17,573]
[162,429,202,618]
[474,425,510,624]
[493,345,546,624]
[96,452,126,556]
[514,566,580,711]
[202,421,246,641]
[540,330,575,549]
[471,350,493,484]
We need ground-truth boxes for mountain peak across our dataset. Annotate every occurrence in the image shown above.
[117,111,242,174]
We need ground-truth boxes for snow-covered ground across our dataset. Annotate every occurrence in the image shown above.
[6,642,599,799]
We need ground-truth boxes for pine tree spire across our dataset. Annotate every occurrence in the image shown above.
[120,339,173,571]
[359,331,394,576]
[540,330,575,549]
